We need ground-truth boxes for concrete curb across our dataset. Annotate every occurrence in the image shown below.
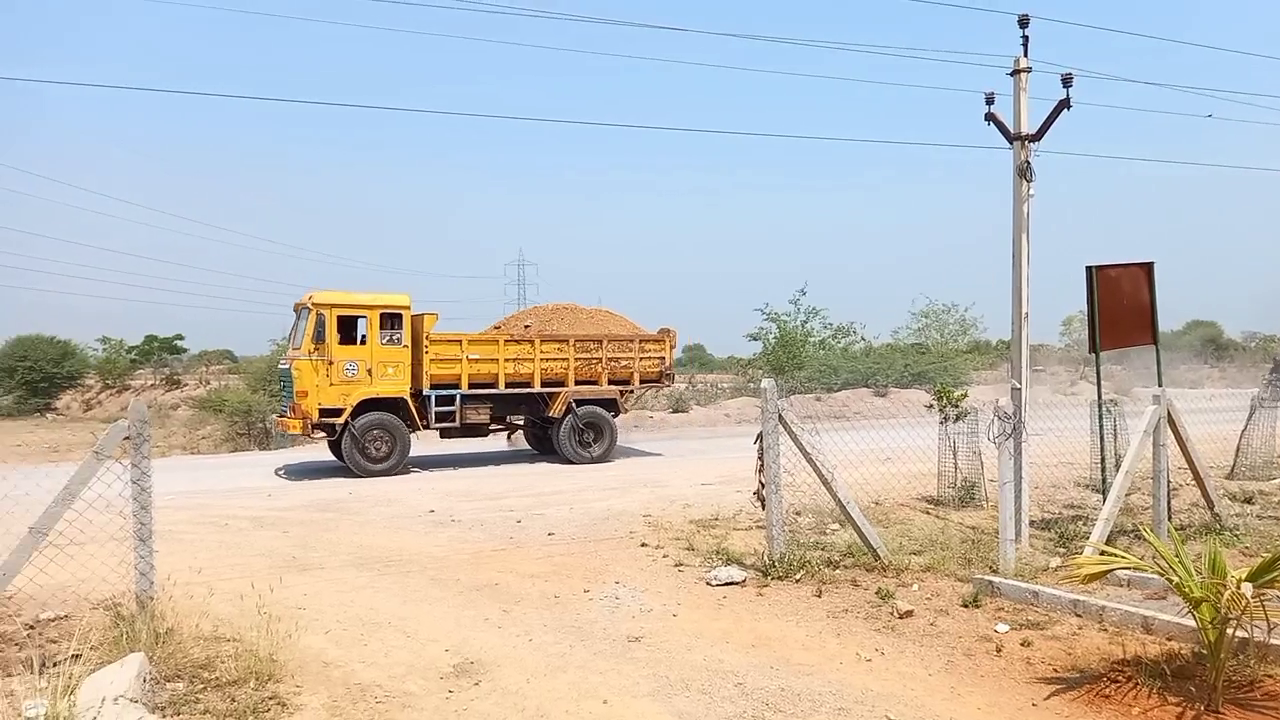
[971,575,1199,642]
[1101,569,1169,593]
[971,575,1280,656]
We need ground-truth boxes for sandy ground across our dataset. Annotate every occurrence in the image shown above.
[2,426,1242,720]
[3,368,1276,718]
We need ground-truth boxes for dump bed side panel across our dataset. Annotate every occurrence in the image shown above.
[420,333,674,391]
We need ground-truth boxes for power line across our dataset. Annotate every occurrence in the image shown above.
[0,247,294,297]
[0,224,312,289]
[0,261,281,306]
[6,75,1280,173]
[0,282,279,315]
[355,0,1280,105]
[350,0,1011,69]
[0,225,508,303]
[150,1,1280,129]
[1035,58,1280,116]
[0,161,492,278]
[899,0,1280,64]
[0,185,502,281]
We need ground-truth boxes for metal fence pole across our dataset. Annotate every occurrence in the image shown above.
[1151,391,1170,542]
[760,378,785,558]
[128,398,156,605]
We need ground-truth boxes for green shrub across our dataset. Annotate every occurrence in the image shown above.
[93,336,138,390]
[191,386,276,451]
[0,334,91,415]
[667,389,693,414]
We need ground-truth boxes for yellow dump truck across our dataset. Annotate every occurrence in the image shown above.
[273,292,676,477]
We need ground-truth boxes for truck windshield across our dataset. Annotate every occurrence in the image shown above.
[288,306,312,350]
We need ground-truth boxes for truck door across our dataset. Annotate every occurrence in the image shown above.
[330,309,374,389]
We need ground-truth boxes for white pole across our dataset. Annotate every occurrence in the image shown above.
[1011,53,1032,546]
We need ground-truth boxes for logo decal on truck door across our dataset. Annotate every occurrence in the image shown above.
[341,361,360,378]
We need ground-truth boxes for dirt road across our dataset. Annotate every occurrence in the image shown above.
[115,428,1123,720]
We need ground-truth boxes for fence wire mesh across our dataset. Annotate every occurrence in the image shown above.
[0,404,154,616]
[766,380,1280,578]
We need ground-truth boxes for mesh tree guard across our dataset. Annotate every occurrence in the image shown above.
[1229,383,1280,482]
[1089,398,1130,494]
[935,411,987,508]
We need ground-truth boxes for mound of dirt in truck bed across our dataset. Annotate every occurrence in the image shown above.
[483,303,648,336]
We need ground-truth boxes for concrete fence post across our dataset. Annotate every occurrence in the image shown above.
[128,399,156,606]
[760,378,785,558]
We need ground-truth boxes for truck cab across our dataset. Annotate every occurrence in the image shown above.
[277,292,420,437]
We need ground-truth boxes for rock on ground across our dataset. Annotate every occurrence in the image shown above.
[705,565,748,587]
[891,601,916,619]
[75,652,160,720]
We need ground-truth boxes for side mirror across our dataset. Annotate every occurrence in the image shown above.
[313,323,326,345]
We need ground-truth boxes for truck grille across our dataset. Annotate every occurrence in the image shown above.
[278,367,294,415]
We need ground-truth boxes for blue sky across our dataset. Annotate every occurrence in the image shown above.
[2,0,1277,355]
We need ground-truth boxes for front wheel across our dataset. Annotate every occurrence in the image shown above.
[553,405,619,464]
[340,412,412,478]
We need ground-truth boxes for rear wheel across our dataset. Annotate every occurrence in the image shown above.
[523,421,557,455]
[326,434,347,466]
[340,412,412,478]
[553,405,618,464]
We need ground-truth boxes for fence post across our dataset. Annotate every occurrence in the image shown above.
[128,399,156,606]
[760,378,785,558]
[1151,391,1170,542]
[996,399,1017,575]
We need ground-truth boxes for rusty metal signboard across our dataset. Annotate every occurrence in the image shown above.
[1085,261,1159,355]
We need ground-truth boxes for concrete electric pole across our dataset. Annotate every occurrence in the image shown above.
[983,14,1073,545]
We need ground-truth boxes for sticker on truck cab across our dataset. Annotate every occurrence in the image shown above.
[341,361,361,378]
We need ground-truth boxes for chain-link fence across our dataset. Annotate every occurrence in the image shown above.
[0,399,155,615]
[759,379,1279,579]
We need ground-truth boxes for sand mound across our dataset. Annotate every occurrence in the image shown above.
[483,303,648,336]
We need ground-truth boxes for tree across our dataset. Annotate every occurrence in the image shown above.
[891,296,987,353]
[1164,319,1238,365]
[129,333,189,384]
[675,343,723,373]
[0,334,91,415]
[93,336,138,390]
[744,285,866,392]
[1058,310,1087,355]
[190,348,239,367]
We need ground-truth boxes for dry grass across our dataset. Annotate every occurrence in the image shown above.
[650,504,999,587]
[0,592,293,720]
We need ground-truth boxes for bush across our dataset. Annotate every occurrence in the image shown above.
[667,389,693,414]
[0,334,91,415]
[192,386,277,451]
[93,336,138,390]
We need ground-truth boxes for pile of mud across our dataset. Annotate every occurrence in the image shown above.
[483,303,648,336]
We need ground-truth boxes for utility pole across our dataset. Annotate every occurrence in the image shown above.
[504,248,539,312]
[983,13,1074,546]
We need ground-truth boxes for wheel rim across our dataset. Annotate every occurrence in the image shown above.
[572,418,608,454]
[360,429,396,463]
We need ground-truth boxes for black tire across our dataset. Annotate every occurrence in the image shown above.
[340,411,412,478]
[326,434,347,466]
[523,423,557,455]
[553,405,618,464]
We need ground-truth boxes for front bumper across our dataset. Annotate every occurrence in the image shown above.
[274,416,310,435]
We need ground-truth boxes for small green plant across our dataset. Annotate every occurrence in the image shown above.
[925,383,971,425]
[667,389,693,414]
[1018,636,1034,648]
[874,585,896,603]
[1061,525,1280,713]
[959,587,985,609]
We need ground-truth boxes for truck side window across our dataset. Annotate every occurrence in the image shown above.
[379,312,404,347]
[312,312,327,345]
[337,315,368,346]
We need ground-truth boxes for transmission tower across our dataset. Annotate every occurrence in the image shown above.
[504,248,539,312]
